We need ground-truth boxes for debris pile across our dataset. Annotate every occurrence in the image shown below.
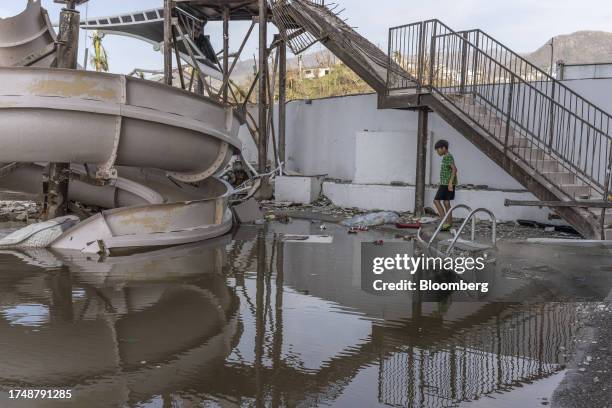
[461,219,580,240]
[260,196,581,240]
[260,195,371,223]
[0,201,40,223]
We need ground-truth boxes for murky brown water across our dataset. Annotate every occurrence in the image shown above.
[0,220,609,407]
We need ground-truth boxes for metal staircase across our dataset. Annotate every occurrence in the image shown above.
[271,1,612,239]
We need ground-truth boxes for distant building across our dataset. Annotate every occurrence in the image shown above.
[557,61,612,80]
[302,66,332,79]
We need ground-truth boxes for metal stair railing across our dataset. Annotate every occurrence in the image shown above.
[444,208,497,256]
[462,29,612,139]
[388,20,612,201]
[463,29,612,219]
[417,204,497,257]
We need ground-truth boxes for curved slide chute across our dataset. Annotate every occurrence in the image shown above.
[0,3,242,254]
[0,0,56,67]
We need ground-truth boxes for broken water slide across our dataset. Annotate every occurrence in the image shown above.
[0,1,242,254]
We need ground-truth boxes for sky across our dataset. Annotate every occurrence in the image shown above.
[1,0,611,74]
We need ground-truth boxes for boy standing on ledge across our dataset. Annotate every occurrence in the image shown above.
[434,140,458,232]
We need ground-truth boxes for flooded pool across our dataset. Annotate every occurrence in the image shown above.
[0,220,609,407]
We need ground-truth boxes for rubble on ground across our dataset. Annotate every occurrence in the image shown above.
[260,195,581,240]
[0,200,103,225]
[0,200,41,223]
[462,219,581,240]
[260,195,371,222]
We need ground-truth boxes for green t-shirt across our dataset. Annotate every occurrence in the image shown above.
[440,153,458,185]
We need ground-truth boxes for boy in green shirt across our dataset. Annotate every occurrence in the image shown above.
[433,140,458,232]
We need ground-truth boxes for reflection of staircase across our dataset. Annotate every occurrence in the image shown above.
[271,1,612,239]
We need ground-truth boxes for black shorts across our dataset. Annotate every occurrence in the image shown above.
[435,185,456,201]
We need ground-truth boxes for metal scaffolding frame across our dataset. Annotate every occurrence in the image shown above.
[158,1,286,197]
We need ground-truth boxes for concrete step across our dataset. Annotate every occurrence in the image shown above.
[513,147,547,160]
[474,113,503,126]
[604,212,612,227]
[529,159,562,172]
[542,171,577,185]
[507,136,531,148]
[561,184,592,198]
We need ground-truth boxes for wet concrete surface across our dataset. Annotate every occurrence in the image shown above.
[552,303,612,408]
[0,218,609,407]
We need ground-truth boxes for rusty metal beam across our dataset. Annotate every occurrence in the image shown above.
[222,6,230,103]
[257,0,268,174]
[414,109,428,216]
[267,48,280,168]
[172,24,186,89]
[278,35,287,168]
[174,19,214,97]
[217,21,255,100]
[164,0,174,85]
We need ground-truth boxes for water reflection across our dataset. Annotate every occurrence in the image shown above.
[0,236,239,407]
[0,221,591,407]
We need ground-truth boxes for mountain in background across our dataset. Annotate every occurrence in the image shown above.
[525,30,612,68]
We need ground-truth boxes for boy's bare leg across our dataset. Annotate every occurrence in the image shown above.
[443,201,452,224]
[434,200,446,219]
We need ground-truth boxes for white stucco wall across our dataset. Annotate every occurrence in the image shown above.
[285,94,413,180]
[237,78,612,221]
[283,93,524,190]
[561,78,612,112]
[353,131,417,184]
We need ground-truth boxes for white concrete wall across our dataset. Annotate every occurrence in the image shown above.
[353,131,416,184]
[276,176,323,204]
[559,65,612,81]
[285,94,414,180]
[276,78,612,188]
[562,78,612,112]
[283,93,524,189]
[237,78,612,222]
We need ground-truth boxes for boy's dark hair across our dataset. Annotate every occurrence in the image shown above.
[434,140,449,150]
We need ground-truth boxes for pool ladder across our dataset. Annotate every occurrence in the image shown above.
[417,204,497,257]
